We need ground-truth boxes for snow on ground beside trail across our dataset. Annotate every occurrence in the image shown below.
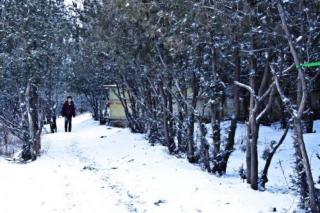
[227,120,320,193]
[1,113,319,213]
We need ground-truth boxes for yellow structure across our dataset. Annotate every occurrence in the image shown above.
[105,85,128,127]
[105,84,236,126]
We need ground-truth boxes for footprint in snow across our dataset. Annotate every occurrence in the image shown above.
[154,199,167,206]
[82,165,98,171]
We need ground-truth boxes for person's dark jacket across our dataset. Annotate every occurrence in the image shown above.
[61,101,76,118]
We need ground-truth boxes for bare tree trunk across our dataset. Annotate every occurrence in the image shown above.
[167,80,176,153]
[187,73,198,163]
[293,118,309,204]
[236,48,274,190]
[85,93,99,121]
[24,80,41,160]
[145,84,160,145]
[217,46,241,174]
[177,79,188,152]
[276,4,319,211]
[211,47,221,173]
[99,97,107,125]
[159,81,175,153]
[304,96,314,133]
[17,84,26,128]
[246,33,257,187]
[249,110,259,189]
[199,120,210,172]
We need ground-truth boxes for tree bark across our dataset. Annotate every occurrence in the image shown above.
[260,125,289,189]
[159,80,175,153]
[211,47,221,173]
[187,73,199,163]
[24,80,41,161]
[217,46,240,174]
[199,120,210,172]
[277,4,319,211]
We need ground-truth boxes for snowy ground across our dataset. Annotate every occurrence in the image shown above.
[1,114,319,213]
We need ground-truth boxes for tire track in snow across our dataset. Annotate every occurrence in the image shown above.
[66,134,147,213]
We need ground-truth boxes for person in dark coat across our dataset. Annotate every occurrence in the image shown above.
[61,96,76,132]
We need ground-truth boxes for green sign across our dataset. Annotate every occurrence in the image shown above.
[297,61,320,68]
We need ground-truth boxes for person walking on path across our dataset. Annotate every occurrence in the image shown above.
[61,96,76,132]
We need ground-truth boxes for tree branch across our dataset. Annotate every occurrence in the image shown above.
[270,64,295,117]
[277,3,307,119]
[234,81,255,96]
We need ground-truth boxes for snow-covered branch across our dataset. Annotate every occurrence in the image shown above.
[234,81,255,96]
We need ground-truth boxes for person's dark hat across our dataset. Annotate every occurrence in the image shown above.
[67,96,73,100]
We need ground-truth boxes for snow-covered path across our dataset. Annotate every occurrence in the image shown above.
[0,114,299,213]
